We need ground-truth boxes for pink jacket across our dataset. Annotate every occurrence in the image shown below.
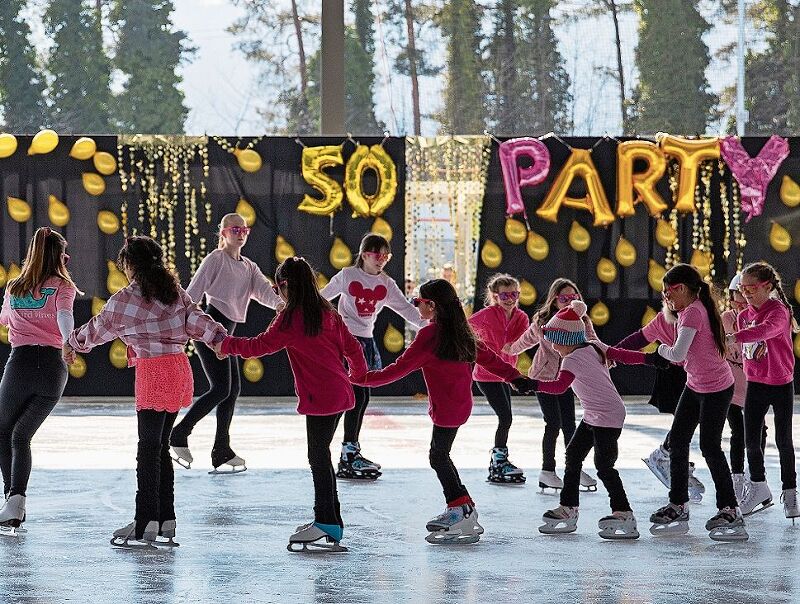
[468,305,529,382]
[508,314,597,380]
[734,299,795,386]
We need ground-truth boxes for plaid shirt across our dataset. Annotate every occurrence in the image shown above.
[69,283,227,363]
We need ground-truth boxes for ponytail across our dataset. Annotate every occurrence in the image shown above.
[697,280,727,357]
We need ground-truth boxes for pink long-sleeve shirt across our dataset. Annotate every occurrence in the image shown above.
[721,309,746,406]
[468,305,529,382]
[734,298,795,386]
[508,314,597,380]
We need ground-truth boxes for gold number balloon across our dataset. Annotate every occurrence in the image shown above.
[92,297,106,316]
[107,260,129,294]
[616,140,668,217]
[298,145,344,216]
[7,196,31,222]
[781,175,800,208]
[109,339,128,369]
[82,173,106,196]
[519,280,537,306]
[655,219,677,248]
[234,148,262,173]
[648,259,666,292]
[48,195,70,227]
[69,354,87,378]
[0,133,18,158]
[371,217,393,241]
[769,222,792,253]
[329,237,352,269]
[596,258,618,283]
[93,151,117,175]
[504,217,527,245]
[97,210,120,234]
[235,198,256,226]
[615,236,637,267]
[243,358,264,382]
[275,235,296,263]
[69,137,96,160]
[658,135,720,213]
[28,129,59,155]
[536,148,615,227]
[383,324,405,354]
[481,239,502,268]
[345,144,398,218]
[589,301,610,326]
[568,220,591,252]
[526,230,549,261]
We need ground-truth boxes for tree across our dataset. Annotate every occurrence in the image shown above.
[45,0,113,133]
[110,0,194,134]
[348,0,383,133]
[629,0,716,134]
[0,0,48,131]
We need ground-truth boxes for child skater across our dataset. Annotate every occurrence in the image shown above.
[216,257,368,552]
[352,279,535,544]
[468,274,529,484]
[648,264,747,542]
[0,228,79,535]
[506,278,598,492]
[65,237,227,549]
[321,233,426,480]
[727,262,799,523]
[531,300,668,539]
[171,212,280,474]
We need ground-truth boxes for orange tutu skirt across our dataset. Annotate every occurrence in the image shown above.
[134,353,194,413]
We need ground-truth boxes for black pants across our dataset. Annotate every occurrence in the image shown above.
[136,410,178,537]
[669,385,736,509]
[429,426,470,504]
[171,306,239,454]
[306,414,343,527]
[343,337,381,444]
[744,381,796,489]
[0,346,67,497]
[476,381,513,448]
[560,421,630,512]
[537,390,576,471]
[727,404,767,475]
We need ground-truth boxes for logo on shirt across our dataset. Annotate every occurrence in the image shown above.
[741,320,767,360]
[348,281,387,317]
[10,287,57,310]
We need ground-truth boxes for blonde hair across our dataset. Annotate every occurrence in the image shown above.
[533,278,582,326]
[217,213,246,249]
[8,227,83,297]
[483,273,519,306]
[742,261,799,332]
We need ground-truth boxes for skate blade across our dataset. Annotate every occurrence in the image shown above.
[154,537,180,547]
[580,485,598,492]
[425,531,481,545]
[649,522,689,536]
[110,536,160,551]
[709,527,749,542]
[538,522,577,535]
[287,541,348,553]
[171,456,191,470]
[0,526,25,537]
[336,471,381,480]
[487,475,526,485]
[538,483,562,494]
[598,529,639,540]
[743,501,773,517]
[208,466,247,475]
[642,458,670,489]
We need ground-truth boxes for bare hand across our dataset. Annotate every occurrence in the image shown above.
[62,343,75,365]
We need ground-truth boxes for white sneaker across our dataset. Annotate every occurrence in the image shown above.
[739,480,773,516]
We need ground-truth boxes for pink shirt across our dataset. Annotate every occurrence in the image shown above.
[722,309,746,406]
[735,299,795,386]
[675,299,733,393]
[642,310,677,347]
[0,277,76,348]
[468,305,529,382]
[508,314,597,380]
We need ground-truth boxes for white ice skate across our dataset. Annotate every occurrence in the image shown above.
[732,473,746,504]
[688,463,705,503]
[425,504,484,544]
[487,447,526,485]
[208,454,247,475]
[538,470,563,494]
[157,520,180,547]
[706,507,748,542]
[287,522,347,553]
[110,520,161,551]
[781,489,799,525]
[337,442,381,480]
[170,446,193,469]
[0,494,26,537]
[539,505,578,534]
[642,446,670,489]
[598,511,639,540]
[739,480,773,516]
[580,470,598,493]
[649,502,689,536]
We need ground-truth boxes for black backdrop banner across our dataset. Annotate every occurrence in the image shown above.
[0,136,798,397]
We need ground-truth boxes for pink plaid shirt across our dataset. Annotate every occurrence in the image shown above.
[68,283,227,364]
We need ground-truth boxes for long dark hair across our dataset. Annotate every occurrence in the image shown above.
[533,278,582,326]
[275,257,334,337]
[663,263,726,356]
[9,227,82,297]
[419,279,476,362]
[742,261,800,332]
[117,236,179,305]
[355,233,390,270]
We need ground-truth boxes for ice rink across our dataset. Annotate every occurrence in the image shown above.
[1,397,799,604]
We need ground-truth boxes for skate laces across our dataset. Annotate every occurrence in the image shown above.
[549,505,578,519]
[714,507,738,522]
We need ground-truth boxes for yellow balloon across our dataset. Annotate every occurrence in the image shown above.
[770,222,792,253]
[48,195,70,227]
[243,358,264,382]
[345,144,398,218]
[597,258,618,283]
[589,301,610,326]
[383,324,405,354]
[69,137,96,160]
[519,280,537,306]
[7,196,31,222]
[235,198,256,227]
[69,354,87,378]
[371,217,393,241]
[526,230,549,261]
[516,351,532,375]
[0,324,8,345]
[329,237,352,270]
[316,272,329,290]
[0,264,6,288]
[794,279,800,305]
[93,151,117,175]
[97,210,120,234]
[690,249,712,279]
[234,148,263,173]
[648,259,666,292]
[795,333,800,360]
[82,172,106,196]
[504,217,527,245]
[536,148,615,227]
[92,297,106,316]
[658,134,720,213]
[298,145,345,216]
[28,129,58,155]
[616,140,668,217]
[568,220,591,252]
[7,263,21,281]
[781,175,800,208]
[481,239,502,268]
[0,133,18,158]
[642,306,658,327]
[275,235,296,264]
[615,236,637,267]
[109,339,128,369]
[655,219,677,248]
[107,260,129,294]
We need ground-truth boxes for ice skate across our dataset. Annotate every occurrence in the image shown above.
[287,522,347,553]
[781,489,799,525]
[425,504,484,544]
[110,520,160,550]
[538,505,578,534]
[706,507,748,542]
[352,442,381,469]
[598,511,639,540]
[208,447,247,475]
[538,470,563,494]
[580,470,598,492]
[732,473,746,504]
[649,503,689,536]
[688,462,705,503]
[156,520,180,547]
[0,495,26,537]
[487,447,526,485]
[739,480,773,516]
[642,445,670,489]
[170,446,193,470]
[336,442,381,480]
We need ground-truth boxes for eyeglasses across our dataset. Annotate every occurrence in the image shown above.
[222,226,251,236]
[556,293,580,304]
[271,279,287,295]
[661,283,683,299]
[412,297,433,307]
[496,291,520,302]
[364,251,392,262]
[738,281,771,294]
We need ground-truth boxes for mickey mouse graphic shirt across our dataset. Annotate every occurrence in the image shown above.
[321,267,426,338]
[0,276,76,348]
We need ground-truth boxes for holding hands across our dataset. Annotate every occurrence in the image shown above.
[62,342,76,365]
[510,376,538,395]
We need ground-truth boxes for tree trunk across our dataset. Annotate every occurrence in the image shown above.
[498,0,516,134]
[291,0,309,125]
[607,0,627,130]
[404,0,421,135]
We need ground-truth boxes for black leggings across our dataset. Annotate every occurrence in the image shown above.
[343,337,381,444]
[561,421,630,512]
[669,385,736,509]
[429,426,470,504]
[0,346,67,497]
[537,390,576,471]
[306,414,343,526]
[476,381,513,448]
[727,404,767,475]
[171,306,239,454]
[744,381,796,489]
[136,409,178,537]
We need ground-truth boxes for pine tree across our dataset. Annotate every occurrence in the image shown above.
[111,0,194,134]
[348,0,383,133]
[630,0,716,134]
[45,0,112,133]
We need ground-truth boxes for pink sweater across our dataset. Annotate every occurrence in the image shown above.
[468,305,529,382]
[508,314,597,380]
[734,299,795,386]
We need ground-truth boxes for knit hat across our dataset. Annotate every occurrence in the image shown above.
[543,300,588,346]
